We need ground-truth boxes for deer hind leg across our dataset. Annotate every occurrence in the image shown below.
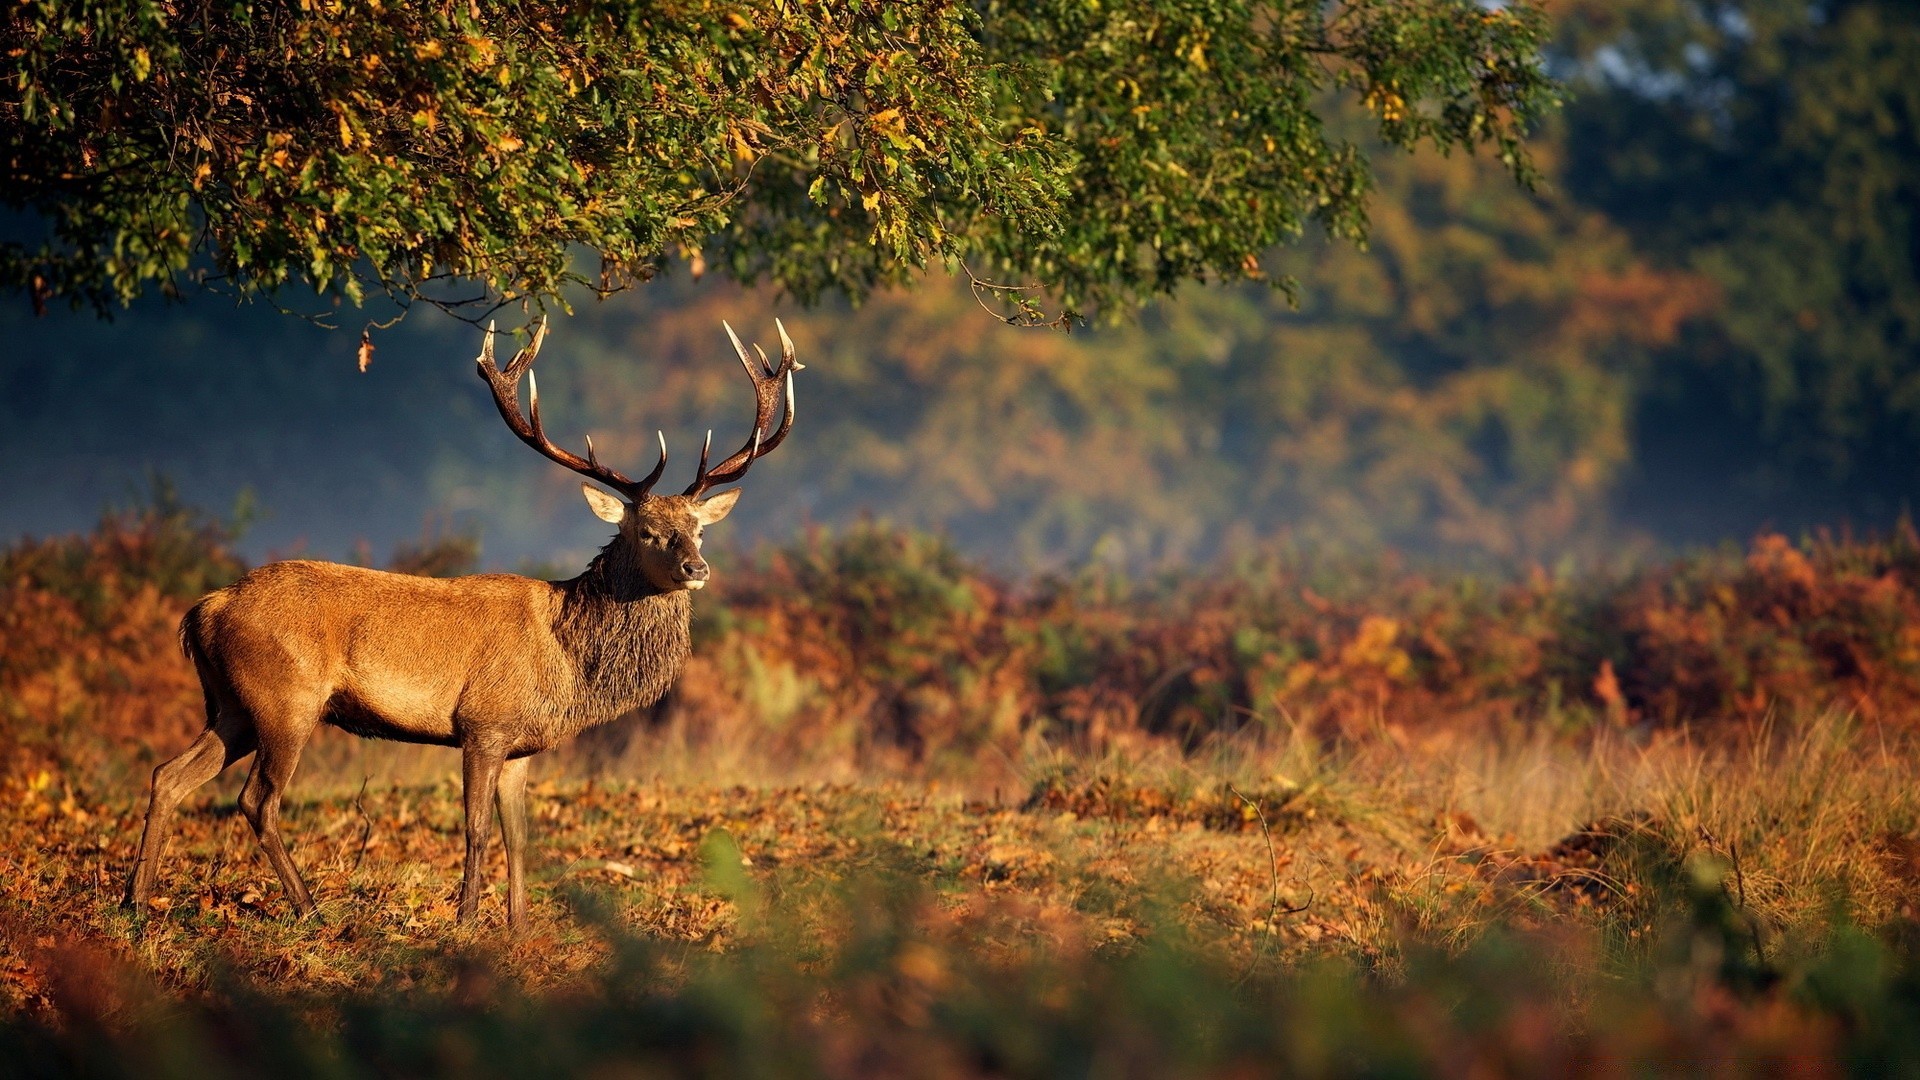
[125,708,257,908]
[495,756,533,930]
[457,745,508,924]
[237,709,321,919]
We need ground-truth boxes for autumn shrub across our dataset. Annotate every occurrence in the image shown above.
[672,524,1027,775]
[13,503,1920,791]
[1606,529,1920,721]
[672,522,1920,778]
[0,490,246,787]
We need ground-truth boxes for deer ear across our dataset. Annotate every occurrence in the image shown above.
[581,483,627,524]
[692,487,742,525]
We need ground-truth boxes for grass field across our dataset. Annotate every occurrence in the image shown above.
[9,713,1920,1074]
[8,506,1920,1074]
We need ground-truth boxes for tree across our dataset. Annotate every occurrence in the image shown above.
[3,0,1554,326]
[1557,0,1920,522]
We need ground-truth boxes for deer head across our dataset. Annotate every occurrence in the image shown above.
[476,318,801,593]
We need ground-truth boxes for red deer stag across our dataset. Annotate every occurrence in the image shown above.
[124,319,801,927]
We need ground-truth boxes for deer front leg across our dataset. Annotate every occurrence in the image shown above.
[495,756,533,930]
[457,745,507,924]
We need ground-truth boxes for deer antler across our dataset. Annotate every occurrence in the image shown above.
[477,318,800,502]
[476,319,669,500]
[683,320,800,497]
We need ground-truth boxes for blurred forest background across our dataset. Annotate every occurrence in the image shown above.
[2,0,1914,572]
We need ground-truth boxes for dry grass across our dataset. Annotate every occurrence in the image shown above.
[5,707,1915,1011]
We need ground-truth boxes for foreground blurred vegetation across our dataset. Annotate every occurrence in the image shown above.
[13,838,1920,1078]
[11,504,1920,1073]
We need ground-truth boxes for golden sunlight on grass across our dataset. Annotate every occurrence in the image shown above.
[5,710,1912,1008]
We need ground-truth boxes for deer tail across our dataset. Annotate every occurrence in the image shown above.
[178,597,210,663]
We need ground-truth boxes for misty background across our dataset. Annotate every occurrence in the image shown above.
[3,2,1915,572]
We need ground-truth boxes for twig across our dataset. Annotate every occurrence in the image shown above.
[1228,783,1311,986]
[1729,836,1766,963]
[348,775,376,878]
[959,259,1081,329]
[1698,825,1767,964]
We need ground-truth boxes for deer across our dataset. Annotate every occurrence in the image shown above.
[123,317,801,928]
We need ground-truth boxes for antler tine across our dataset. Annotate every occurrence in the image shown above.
[773,369,796,448]
[526,368,545,436]
[723,321,756,376]
[776,318,804,371]
[692,426,766,494]
[636,430,669,492]
[501,316,548,379]
[679,429,713,497]
[475,320,663,500]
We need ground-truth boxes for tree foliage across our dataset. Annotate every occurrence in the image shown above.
[1558,0,1920,479]
[9,2,1917,562]
[1,0,1554,321]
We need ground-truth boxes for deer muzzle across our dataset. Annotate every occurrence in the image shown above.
[677,558,710,589]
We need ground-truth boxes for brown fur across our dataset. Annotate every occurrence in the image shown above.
[125,490,736,927]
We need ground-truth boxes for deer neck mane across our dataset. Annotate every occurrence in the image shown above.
[552,542,693,728]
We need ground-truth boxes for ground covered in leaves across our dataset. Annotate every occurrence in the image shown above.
[9,728,1920,1076]
[1,770,1388,1003]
